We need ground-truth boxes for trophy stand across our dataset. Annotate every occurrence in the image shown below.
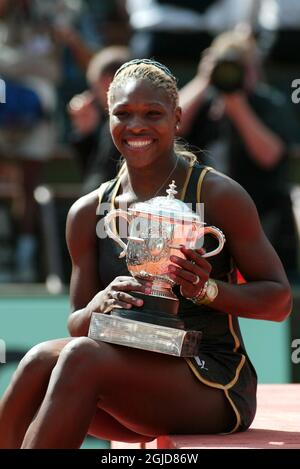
[89,284,203,357]
[112,288,183,328]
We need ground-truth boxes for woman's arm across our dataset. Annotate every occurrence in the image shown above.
[66,190,102,336]
[203,171,292,322]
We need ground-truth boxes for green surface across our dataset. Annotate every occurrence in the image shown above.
[239,317,290,383]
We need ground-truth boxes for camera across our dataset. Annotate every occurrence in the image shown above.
[210,50,245,93]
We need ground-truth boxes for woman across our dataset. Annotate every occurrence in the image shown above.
[0,59,292,449]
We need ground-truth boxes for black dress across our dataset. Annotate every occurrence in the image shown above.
[96,162,257,432]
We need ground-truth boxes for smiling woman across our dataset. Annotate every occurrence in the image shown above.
[108,64,180,177]
[0,59,292,449]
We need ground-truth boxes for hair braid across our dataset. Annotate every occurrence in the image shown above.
[108,62,179,111]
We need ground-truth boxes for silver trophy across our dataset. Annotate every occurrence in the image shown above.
[88,181,225,356]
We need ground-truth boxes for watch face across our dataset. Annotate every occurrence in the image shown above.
[207,281,218,300]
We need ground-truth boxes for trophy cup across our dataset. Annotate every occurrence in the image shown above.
[88,182,225,357]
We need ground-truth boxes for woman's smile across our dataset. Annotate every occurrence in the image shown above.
[124,137,155,150]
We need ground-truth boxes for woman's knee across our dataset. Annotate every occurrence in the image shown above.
[18,340,61,377]
[57,337,102,376]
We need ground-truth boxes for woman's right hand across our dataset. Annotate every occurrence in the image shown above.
[88,276,152,314]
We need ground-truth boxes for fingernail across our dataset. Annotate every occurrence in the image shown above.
[126,304,132,308]
[136,299,143,306]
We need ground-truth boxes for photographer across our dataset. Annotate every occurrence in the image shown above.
[179,30,300,277]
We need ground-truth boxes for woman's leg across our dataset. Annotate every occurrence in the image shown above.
[0,338,72,448]
[88,409,154,444]
[0,338,158,448]
[22,337,236,448]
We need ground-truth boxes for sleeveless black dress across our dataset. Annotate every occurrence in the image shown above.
[96,162,257,432]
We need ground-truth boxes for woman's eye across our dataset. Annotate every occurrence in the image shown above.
[147,110,162,117]
[114,111,128,118]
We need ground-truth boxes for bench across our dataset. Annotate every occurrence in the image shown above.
[111,384,300,449]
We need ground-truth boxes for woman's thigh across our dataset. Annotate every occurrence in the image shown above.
[88,408,155,443]
[65,339,236,436]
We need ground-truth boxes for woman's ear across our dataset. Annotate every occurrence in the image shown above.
[175,106,182,133]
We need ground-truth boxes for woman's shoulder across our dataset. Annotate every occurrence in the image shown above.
[66,189,100,253]
[67,189,99,225]
[67,176,120,223]
[202,168,251,201]
[201,168,260,231]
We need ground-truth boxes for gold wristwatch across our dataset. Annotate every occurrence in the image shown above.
[190,279,218,306]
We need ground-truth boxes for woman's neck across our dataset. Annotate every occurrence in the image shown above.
[121,154,189,201]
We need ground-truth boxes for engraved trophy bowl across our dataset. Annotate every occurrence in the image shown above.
[88,181,226,357]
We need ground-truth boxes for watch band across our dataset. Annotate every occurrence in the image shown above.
[187,281,208,305]
[188,279,218,306]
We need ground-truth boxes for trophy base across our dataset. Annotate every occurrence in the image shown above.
[88,312,202,357]
[112,291,184,329]
[112,308,184,328]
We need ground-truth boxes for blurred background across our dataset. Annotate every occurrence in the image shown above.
[0,0,299,448]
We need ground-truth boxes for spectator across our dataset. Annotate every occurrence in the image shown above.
[254,0,300,141]
[179,29,300,277]
[0,0,60,282]
[68,46,130,194]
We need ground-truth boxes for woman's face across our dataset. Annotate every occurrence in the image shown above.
[109,78,181,169]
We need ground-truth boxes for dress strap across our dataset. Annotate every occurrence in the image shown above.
[196,166,213,204]
[97,180,112,209]
[180,161,194,201]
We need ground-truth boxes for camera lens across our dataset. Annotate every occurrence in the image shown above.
[211,60,245,93]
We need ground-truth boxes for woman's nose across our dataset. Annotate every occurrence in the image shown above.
[126,115,147,132]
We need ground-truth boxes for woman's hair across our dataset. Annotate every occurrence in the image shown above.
[107,59,179,111]
[108,59,197,175]
[174,140,197,165]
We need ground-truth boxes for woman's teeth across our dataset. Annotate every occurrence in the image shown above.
[126,139,153,148]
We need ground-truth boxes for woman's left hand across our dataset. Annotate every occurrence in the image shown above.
[168,247,212,299]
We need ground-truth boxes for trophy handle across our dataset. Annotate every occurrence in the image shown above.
[104,209,130,258]
[201,226,226,258]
